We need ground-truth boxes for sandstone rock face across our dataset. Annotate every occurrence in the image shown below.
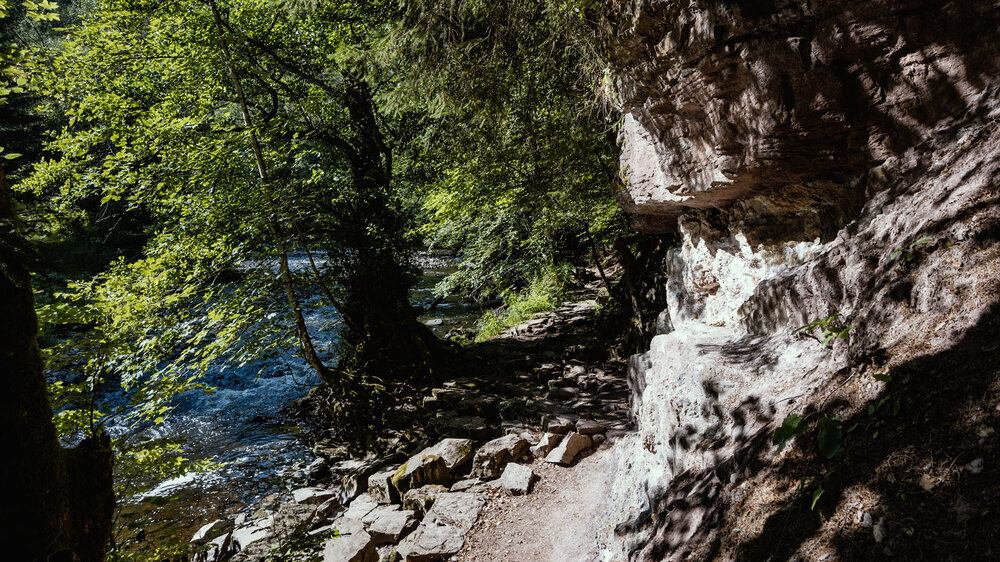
[607,0,1000,234]
[602,1,1000,559]
[470,434,529,478]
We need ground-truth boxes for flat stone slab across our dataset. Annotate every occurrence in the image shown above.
[499,463,536,495]
[367,508,418,545]
[343,494,381,521]
[395,492,484,561]
[544,432,592,465]
[293,487,338,505]
[323,518,377,562]
[576,419,607,435]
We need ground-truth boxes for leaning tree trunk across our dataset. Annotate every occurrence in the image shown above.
[209,0,336,386]
[0,164,114,561]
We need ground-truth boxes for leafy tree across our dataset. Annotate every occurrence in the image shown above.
[23,0,446,426]
[380,0,625,305]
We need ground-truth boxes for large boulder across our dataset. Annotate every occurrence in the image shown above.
[544,432,591,465]
[401,484,449,516]
[498,463,536,496]
[416,438,475,474]
[368,467,400,504]
[390,454,451,496]
[323,518,377,562]
[470,434,529,478]
[395,493,484,561]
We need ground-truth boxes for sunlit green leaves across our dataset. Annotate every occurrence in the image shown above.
[772,413,807,452]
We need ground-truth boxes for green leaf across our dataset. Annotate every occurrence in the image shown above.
[871,372,892,382]
[811,487,824,510]
[868,404,876,415]
[3,153,21,159]
[773,413,807,452]
[817,418,843,459]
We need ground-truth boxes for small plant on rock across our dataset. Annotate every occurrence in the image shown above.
[792,313,855,347]
[889,236,933,261]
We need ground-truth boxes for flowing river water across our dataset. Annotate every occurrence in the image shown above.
[103,252,483,548]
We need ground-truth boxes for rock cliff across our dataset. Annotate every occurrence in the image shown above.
[601,1,1000,559]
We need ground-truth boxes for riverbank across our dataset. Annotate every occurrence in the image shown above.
[181,272,633,560]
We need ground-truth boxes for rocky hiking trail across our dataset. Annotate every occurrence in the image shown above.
[189,283,634,561]
[456,444,619,561]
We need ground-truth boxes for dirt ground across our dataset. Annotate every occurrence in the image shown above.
[457,443,619,562]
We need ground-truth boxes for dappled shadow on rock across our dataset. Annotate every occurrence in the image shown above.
[626,302,1000,561]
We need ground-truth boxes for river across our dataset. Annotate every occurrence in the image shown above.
[106,252,482,548]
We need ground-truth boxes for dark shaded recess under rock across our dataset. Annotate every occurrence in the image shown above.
[608,0,1000,236]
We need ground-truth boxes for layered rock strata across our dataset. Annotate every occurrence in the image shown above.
[602,0,1000,559]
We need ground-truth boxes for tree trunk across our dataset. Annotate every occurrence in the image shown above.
[338,75,446,377]
[0,163,114,561]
